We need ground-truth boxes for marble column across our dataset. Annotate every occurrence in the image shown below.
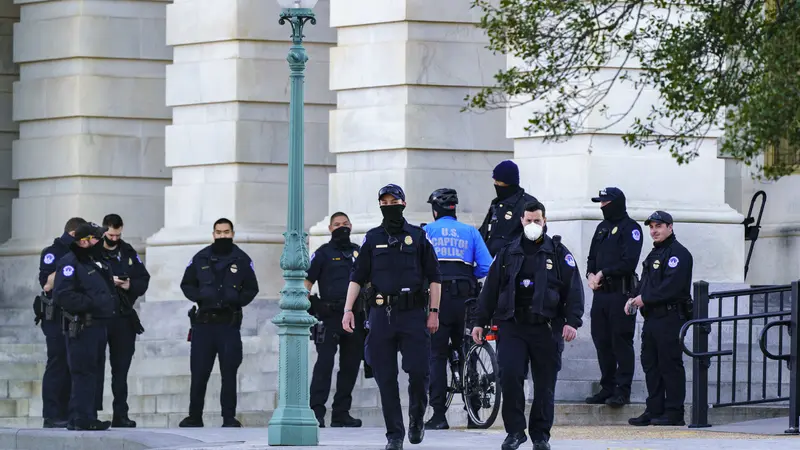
[0,1,17,245]
[145,0,337,312]
[0,0,172,308]
[310,0,513,249]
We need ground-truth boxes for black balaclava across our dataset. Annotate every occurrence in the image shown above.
[331,226,352,249]
[432,204,456,220]
[211,238,234,255]
[601,195,628,222]
[71,242,94,262]
[494,184,521,201]
[381,204,406,235]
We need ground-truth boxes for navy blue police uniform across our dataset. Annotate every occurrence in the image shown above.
[629,211,692,427]
[97,240,149,426]
[179,243,259,427]
[477,233,584,449]
[52,223,118,431]
[422,190,492,428]
[36,232,75,427]
[479,188,537,257]
[586,188,644,406]
[479,161,537,257]
[307,237,364,427]
[350,186,442,447]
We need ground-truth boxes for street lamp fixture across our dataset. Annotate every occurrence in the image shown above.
[267,0,319,446]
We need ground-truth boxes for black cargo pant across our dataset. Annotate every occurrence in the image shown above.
[591,290,636,397]
[641,307,686,419]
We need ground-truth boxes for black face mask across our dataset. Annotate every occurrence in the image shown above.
[104,236,118,248]
[211,238,234,255]
[71,242,93,261]
[380,204,406,234]
[331,226,352,247]
[494,184,520,201]
[601,196,627,222]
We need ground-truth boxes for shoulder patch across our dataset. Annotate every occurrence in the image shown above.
[43,253,55,265]
[361,236,367,246]
[62,265,75,277]
[310,252,316,262]
[668,256,679,268]
[187,258,193,268]
[565,254,576,268]
[632,229,641,241]
[250,261,255,271]
[136,255,142,264]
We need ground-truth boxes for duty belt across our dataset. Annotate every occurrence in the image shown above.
[372,291,425,310]
[193,308,243,325]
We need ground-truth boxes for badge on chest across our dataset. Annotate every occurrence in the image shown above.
[230,264,238,273]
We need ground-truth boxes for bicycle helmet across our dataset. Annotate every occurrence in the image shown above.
[427,188,459,208]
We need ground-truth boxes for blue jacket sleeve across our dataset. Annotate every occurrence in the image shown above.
[420,229,442,284]
[557,245,585,329]
[306,248,323,284]
[642,247,693,306]
[472,227,492,279]
[53,261,94,313]
[601,222,644,277]
[234,259,259,307]
[476,252,502,327]
[127,249,151,299]
[350,238,372,286]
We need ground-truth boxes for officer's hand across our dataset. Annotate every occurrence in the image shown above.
[471,326,484,345]
[562,325,578,342]
[632,295,644,308]
[427,312,439,334]
[342,311,355,334]
[44,272,56,293]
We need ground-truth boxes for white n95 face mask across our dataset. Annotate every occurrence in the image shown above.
[524,222,543,241]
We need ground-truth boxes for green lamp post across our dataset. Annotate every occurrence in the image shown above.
[268,0,319,446]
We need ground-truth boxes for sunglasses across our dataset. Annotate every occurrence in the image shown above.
[379,185,402,198]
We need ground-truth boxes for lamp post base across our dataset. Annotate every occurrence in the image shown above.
[268,309,319,446]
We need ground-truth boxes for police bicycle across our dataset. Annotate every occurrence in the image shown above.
[440,297,501,428]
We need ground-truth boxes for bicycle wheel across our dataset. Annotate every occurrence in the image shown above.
[462,342,501,428]
[444,359,458,410]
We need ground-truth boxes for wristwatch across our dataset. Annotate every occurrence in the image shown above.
[429,308,439,313]
[344,309,353,313]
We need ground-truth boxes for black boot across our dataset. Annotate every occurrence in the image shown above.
[628,412,653,426]
[112,415,137,428]
[72,419,111,431]
[605,394,630,408]
[43,418,68,428]
[424,414,449,430]
[650,414,686,426]
[222,417,242,427]
[330,414,362,427]
[501,432,527,450]
[408,415,425,444]
[585,390,613,404]
[532,440,551,450]
[179,415,204,428]
[385,439,403,450]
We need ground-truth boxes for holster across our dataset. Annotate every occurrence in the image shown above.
[62,311,92,338]
[118,289,145,335]
[310,321,326,344]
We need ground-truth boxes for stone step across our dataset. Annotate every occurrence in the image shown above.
[0,402,788,429]
[0,309,37,328]
[0,326,44,344]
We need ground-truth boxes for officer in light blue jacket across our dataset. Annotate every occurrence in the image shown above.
[423,188,493,430]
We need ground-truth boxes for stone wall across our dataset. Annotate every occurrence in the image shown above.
[0,1,16,245]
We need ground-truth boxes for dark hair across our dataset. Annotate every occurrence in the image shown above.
[330,212,350,225]
[102,214,124,229]
[64,217,87,234]
[214,218,234,231]
[523,200,546,217]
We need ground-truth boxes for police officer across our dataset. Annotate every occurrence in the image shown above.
[422,188,492,430]
[95,214,149,427]
[479,160,537,256]
[585,187,643,407]
[179,218,259,428]
[627,211,692,427]
[473,201,584,450]
[342,184,442,450]
[37,217,87,428]
[53,222,116,431]
[306,211,363,428]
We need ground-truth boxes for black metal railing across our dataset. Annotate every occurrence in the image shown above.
[680,281,799,433]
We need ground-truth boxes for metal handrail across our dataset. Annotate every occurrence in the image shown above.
[708,284,791,299]
[680,311,791,358]
[759,319,792,362]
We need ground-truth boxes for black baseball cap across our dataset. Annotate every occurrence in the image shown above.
[74,222,107,240]
[644,210,673,226]
[591,187,624,203]
[378,184,405,202]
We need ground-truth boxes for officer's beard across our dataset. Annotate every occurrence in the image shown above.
[380,204,406,235]
[331,226,352,249]
[211,238,234,255]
